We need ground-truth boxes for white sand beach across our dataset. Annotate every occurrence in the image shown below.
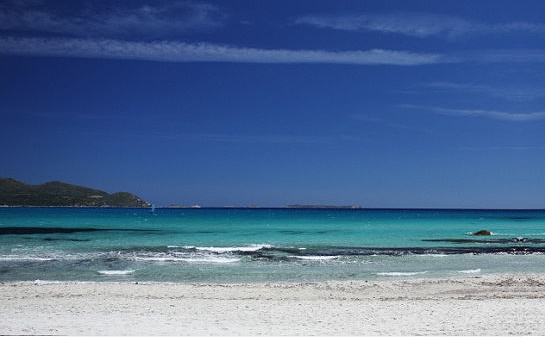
[2,274,545,336]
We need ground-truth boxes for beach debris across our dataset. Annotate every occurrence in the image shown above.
[472,230,492,236]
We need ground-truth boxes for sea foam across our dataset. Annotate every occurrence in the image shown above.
[170,244,272,253]
[0,255,56,261]
[134,254,240,264]
[377,271,428,277]
[290,255,339,261]
[178,257,241,263]
[97,270,135,275]
[457,269,481,274]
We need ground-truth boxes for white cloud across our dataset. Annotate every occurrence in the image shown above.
[295,12,545,38]
[403,104,545,121]
[0,36,443,65]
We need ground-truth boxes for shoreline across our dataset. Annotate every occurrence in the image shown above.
[4,205,545,210]
[2,274,545,335]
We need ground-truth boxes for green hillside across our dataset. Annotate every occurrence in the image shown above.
[0,178,149,207]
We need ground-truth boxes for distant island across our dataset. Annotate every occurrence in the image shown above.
[0,178,150,207]
[164,204,365,209]
[286,204,364,209]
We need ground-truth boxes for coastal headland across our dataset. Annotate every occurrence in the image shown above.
[0,178,149,207]
[1,274,544,335]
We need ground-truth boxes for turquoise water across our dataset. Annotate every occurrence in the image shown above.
[1,207,545,282]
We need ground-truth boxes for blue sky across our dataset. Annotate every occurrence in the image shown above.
[1,0,545,208]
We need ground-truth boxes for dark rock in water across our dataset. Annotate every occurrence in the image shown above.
[472,229,492,236]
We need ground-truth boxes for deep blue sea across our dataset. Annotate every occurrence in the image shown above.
[2,207,545,283]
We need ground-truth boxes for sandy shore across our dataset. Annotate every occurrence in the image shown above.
[2,274,545,335]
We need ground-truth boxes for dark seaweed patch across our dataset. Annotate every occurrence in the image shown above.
[277,230,306,235]
[204,244,545,262]
[277,230,339,235]
[422,238,545,244]
[42,237,91,242]
[251,244,545,259]
[0,227,161,235]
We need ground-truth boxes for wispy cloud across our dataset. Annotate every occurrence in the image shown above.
[68,129,337,145]
[295,12,545,38]
[459,146,545,151]
[422,82,545,102]
[0,36,443,65]
[403,104,545,121]
[30,111,123,121]
[176,133,334,145]
[0,1,225,38]
[459,49,545,63]
[351,115,434,134]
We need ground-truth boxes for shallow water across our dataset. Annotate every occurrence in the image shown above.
[1,207,545,282]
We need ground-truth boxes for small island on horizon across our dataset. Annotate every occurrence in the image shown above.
[0,178,150,207]
[286,204,364,209]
